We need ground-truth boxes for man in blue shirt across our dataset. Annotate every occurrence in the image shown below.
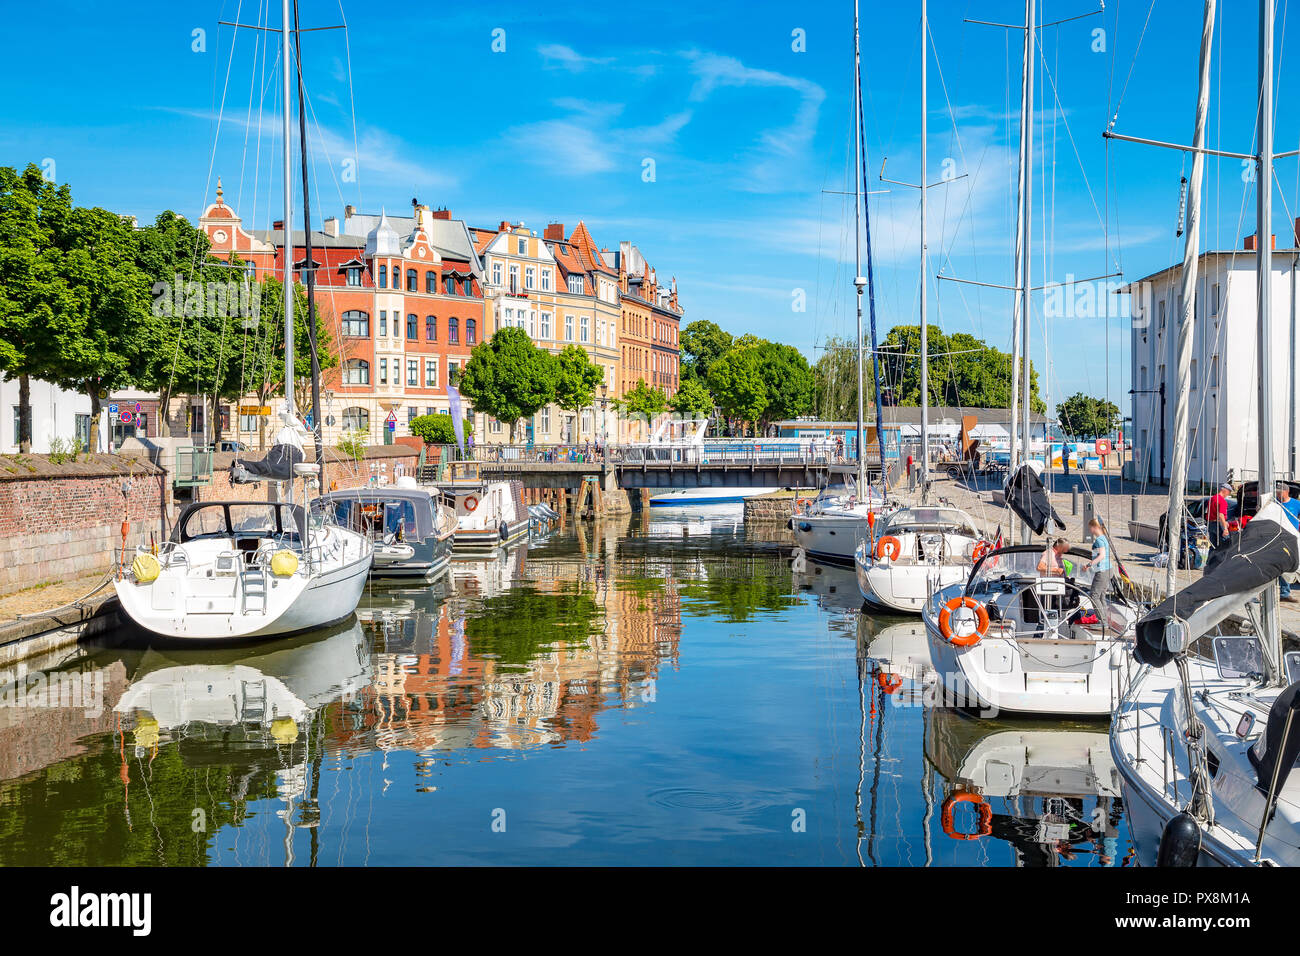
[1084,518,1114,612]
[1276,482,1300,602]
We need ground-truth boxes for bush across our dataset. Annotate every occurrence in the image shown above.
[337,429,367,462]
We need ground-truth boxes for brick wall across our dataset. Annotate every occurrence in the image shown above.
[0,457,169,597]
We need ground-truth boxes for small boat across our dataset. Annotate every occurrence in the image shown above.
[854,504,983,614]
[649,486,776,506]
[923,544,1138,717]
[788,484,894,565]
[314,476,457,580]
[430,461,529,550]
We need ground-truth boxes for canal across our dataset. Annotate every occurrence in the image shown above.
[0,506,1126,866]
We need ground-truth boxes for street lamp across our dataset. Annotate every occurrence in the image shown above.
[1129,382,1166,484]
[600,383,610,444]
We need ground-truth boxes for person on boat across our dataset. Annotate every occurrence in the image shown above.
[1275,481,1300,603]
[1206,481,1232,547]
[1037,537,1069,576]
[1083,518,1113,611]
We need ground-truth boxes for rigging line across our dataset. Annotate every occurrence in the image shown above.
[235,0,266,216]
[1108,0,1157,129]
[338,0,363,212]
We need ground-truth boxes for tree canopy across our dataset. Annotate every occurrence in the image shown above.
[878,324,1046,414]
[1056,392,1120,439]
[668,375,713,419]
[408,412,472,445]
[679,319,733,382]
[457,326,557,440]
[552,344,605,416]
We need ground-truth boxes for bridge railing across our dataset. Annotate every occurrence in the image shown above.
[619,440,842,466]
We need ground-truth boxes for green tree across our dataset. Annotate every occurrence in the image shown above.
[813,336,872,422]
[707,347,767,432]
[457,326,557,441]
[668,376,714,419]
[679,319,733,381]
[552,344,604,439]
[752,340,813,425]
[1056,392,1120,439]
[616,379,668,438]
[879,324,1046,414]
[408,412,472,445]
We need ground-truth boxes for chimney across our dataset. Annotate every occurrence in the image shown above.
[344,204,356,219]
[323,217,339,238]
[431,207,452,220]
[273,219,284,231]
[544,223,566,241]
[1244,233,1277,251]
[499,220,511,232]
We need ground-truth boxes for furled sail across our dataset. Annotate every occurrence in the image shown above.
[1135,500,1300,667]
[1003,462,1066,536]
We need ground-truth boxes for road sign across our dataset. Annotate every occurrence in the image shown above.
[385,411,397,426]
[239,405,272,416]
[108,404,119,416]
[120,410,133,425]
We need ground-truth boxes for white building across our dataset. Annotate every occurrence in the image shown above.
[0,375,93,454]
[1123,238,1300,490]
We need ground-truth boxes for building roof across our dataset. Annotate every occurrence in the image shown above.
[1118,249,1300,291]
[344,209,481,267]
[776,407,1050,428]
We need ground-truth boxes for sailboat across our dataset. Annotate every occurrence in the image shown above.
[855,0,985,613]
[789,0,893,566]
[113,0,372,640]
[1111,0,1300,867]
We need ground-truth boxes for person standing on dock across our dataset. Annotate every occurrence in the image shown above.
[1084,518,1113,612]
[1206,481,1232,548]
[1275,481,1300,603]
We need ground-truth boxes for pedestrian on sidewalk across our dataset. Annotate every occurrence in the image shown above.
[1207,481,1232,548]
[1275,481,1300,603]
[1084,518,1114,612]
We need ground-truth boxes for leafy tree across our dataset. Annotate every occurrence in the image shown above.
[616,379,668,438]
[668,376,714,419]
[813,335,873,421]
[457,326,557,441]
[1056,392,1120,439]
[752,340,813,424]
[552,344,604,437]
[707,347,767,431]
[679,319,733,381]
[879,324,1046,414]
[408,413,472,445]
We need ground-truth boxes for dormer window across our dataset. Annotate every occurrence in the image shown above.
[345,266,362,287]
[568,275,585,294]
[517,238,526,255]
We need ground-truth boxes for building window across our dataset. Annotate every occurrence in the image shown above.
[517,238,526,255]
[491,417,503,434]
[565,315,574,341]
[444,275,456,296]
[1190,427,1198,460]
[1190,358,1198,390]
[407,359,418,386]
[449,317,460,344]
[379,311,387,336]
[509,265,519,293]
[341,310,370,337]
[525,266,535,289]
[407,314,417,339]
[1158,299,1166,331]
[426,271,437,294]
[580,316,590,343]
[541,312,552,339]
[448,361,460,386]
[492,261,502,285]
[379,358,388,384]
[407,406,417,424]
[1139,365,1147,390]
[466,318,477,344]
[425,359,438,387]
[1210,354,1219,387]
[426,315,437,341]
[346,266,362,287]
[342,407,369,432]
[541,269,551,291]
[568,274,584,294]
[343,359,370,385]
[1212,282,1221,317]
[378,265,387,289]
[406,269,418,292]
[239,413,258,433]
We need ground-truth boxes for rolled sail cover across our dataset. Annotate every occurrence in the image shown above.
[1135,500,1300,667]
[1003,462,1066,536]
[231,443,303,483]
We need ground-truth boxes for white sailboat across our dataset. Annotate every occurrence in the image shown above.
[1110,0,1300,867]
[856,504,982,613]
[113,0,372,640]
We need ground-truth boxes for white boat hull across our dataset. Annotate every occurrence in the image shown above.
[858,557,970,614]
[650,486,776,506]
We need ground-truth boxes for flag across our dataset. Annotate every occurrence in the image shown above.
[446,383,466,454]
[993,525,1003,550]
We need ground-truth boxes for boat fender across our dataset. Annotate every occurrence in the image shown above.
[1156,812,1202,867]
[874,536,902,561]
[499,521,509,541]
[939,597,990,647]
[940,792,992,841]
[270,550,299,576]
[131,552,161,584]
[798,521,812,533]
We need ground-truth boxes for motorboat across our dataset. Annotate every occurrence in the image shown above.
[430,461,529,550]
[315,476,456,580]
[788,483,894,565]
[923,544,1138,717]
[854,504,983,614]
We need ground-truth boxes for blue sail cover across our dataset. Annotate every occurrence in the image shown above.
[1135,501,1300,667]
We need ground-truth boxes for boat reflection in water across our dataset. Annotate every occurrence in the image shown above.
[925,707,1124,866]
[861,615,934,689]
[792,558,862,614]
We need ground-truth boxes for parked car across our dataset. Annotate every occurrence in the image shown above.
[205,440,247,453]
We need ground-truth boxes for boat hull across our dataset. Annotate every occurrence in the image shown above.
[649,486,776,506]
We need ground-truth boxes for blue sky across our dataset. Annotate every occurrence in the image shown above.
[3,1,1297,413]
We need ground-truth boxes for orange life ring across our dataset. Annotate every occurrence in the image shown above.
[795,497,811,513]
[938,596,990,647]
[971,540,991,563]
[874,535,901,560]
[464,495,480,512]
[941,792,992,841]
[876,672,903,694]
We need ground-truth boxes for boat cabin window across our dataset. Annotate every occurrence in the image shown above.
[323,497,420,540]
[881,507,976,537]
[178,503,301,542]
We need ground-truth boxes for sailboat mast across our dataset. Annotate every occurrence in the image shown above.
[1166,0,1216,599]
[919,0,930,504]
[1013,0,1036,544]
[1257,0,1281,677]
[280,0,295,506]
[854,0,868,495]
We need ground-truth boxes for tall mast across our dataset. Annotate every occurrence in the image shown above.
[1013,0,1036,543]
[854,0,868,494]
[1165,0,1216,599]
[1257,0,1281,679]
[280,0,295,504]
[919,0,930,504]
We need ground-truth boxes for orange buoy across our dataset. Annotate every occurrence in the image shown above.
[874,535,901,561]
[464,495,480,512]
[876,672,903,694]
[971,540,992,563]
[941,792,992,841]
[938,596,990,647]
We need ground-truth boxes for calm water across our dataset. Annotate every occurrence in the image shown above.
[0,507,1128,866]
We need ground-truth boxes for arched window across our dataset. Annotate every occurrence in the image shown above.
[341,407,369,432]
[426,270,436,293]
[426,315,437,342]
[378,265,387,288]
[341,310,370,337]
[407,314,418,339]
[466,318,477,345]
[406,268,418,292]
[343,359,370,385]
[448,317,460,344]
